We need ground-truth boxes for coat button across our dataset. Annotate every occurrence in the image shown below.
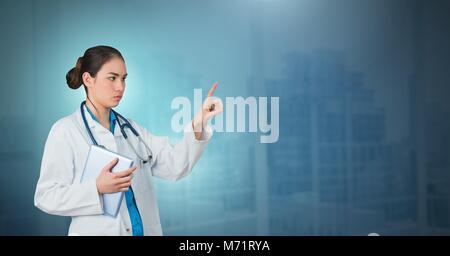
[126,228,130,232]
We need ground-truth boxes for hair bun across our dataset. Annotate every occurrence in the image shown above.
[76,57,83,70]
[66,57,83,89]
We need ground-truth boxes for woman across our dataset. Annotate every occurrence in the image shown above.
[34,45,223,236]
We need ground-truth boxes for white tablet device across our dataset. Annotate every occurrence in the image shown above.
[80,145,134,218]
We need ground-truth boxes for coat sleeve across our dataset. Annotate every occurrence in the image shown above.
[137,121,213,181]
[34,122,104,216]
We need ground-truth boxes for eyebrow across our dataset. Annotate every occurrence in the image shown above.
[107,72,127,77]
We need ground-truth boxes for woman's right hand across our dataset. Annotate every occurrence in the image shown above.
[96,158,137,194]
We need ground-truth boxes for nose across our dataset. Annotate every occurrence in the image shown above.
[115,80,125,92]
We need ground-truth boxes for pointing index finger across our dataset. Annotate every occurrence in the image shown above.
[207,82,218,97]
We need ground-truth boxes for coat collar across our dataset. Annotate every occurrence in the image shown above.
[76,104,123,137]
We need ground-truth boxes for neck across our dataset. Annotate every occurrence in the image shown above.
[85,98,110,125]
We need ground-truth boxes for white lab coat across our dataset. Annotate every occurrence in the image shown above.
[34,106,212,235]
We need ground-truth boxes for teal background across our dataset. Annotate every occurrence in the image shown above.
[1,0,450,235]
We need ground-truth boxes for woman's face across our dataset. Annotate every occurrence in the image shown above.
[84,57,127,109]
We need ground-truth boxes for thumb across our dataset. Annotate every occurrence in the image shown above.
[103,158,119,173]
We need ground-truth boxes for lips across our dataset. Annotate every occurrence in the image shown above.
[113,95,122,100]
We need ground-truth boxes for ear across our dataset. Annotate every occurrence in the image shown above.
[82,72,94,88]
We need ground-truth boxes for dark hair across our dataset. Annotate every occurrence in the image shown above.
[66,45,124,90]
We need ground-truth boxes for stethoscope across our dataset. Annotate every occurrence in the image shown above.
[80,101,153,165]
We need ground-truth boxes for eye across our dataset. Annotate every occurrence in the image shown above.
[122,77,127,81]
[108,77,116,81]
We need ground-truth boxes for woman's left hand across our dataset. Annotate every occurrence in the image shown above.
[192,82,223,140]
